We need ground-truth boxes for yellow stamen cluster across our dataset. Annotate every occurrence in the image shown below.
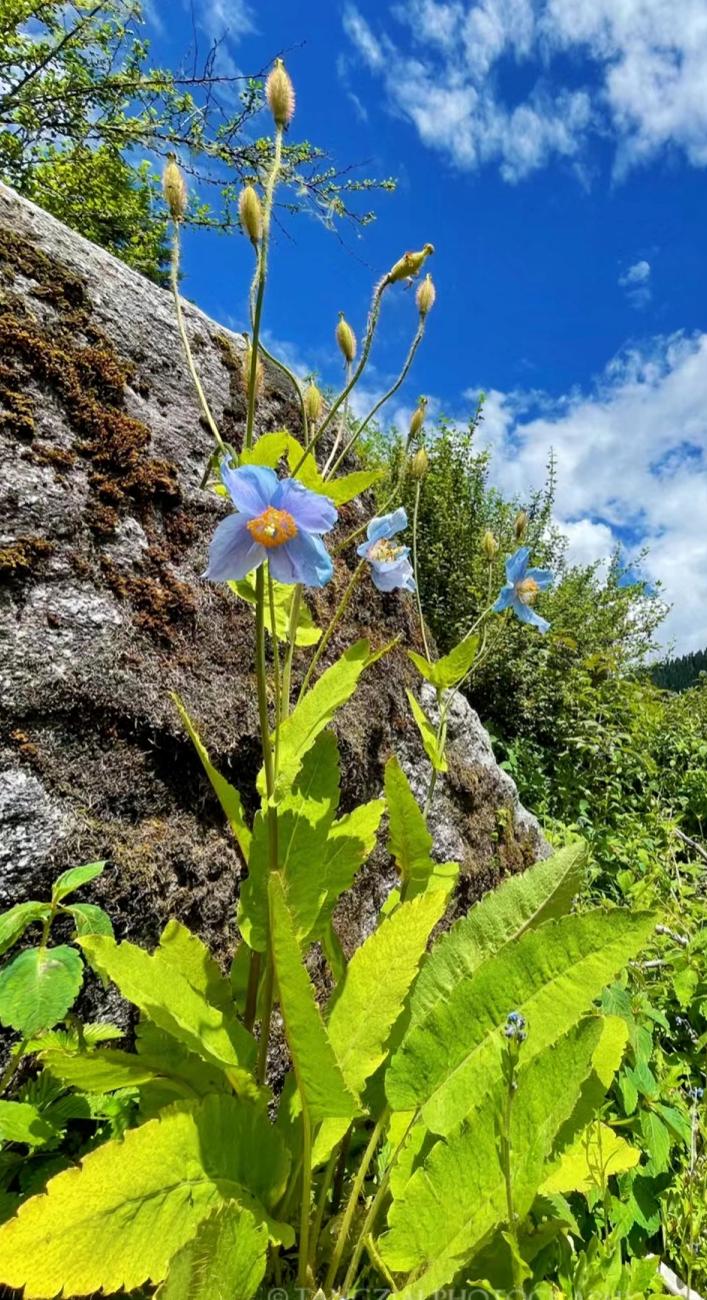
[246,506,298,549]
[516,577,539,604]
[370,538,403,563]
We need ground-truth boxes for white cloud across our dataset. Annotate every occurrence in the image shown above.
[470,331,707,653]
[619,258,652,307]
[342,0,707,180]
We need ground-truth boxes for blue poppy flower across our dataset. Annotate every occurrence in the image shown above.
[356,507,416,593]
[204,463,337,587]
[493,546,553,633]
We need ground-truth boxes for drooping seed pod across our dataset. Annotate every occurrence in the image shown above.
[409,397,427,441]
[241,341,264,399]
[335,313,356,366]
[416,273,436,317]
[482,529,499,560]
[239,185,263,245]
[386,243,435,286]
[514,510,529,541]
[266,58,295,128]
[304,381,323,425]
[162,153,187,222]
[410,447,429,480]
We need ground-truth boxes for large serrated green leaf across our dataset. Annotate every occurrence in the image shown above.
[157,920,233,1015]
[327,891,448,1094]
[0,1095,290,1298]
[386,909,656,1135]
[155,1203,268,1300]
[314,799,385,937]
[267,640,382,800]
[239,734,340,951]
[172,695,251,860]
[325,468,384,505]
[0,1101,56,1147]
[541,1122,640,1196]
[409,843,587,1030]
[381,1018,602,1298]
[41,1047,164,1093]
[0,946,84,1036]
[240,429,292,468]
[228,573,321,646]
[384,756,437,895]
[0,903,50,957]
[269,874,359,1126]
[80,936,256,1089]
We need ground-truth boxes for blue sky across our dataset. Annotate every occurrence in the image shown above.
[145,0,707,654]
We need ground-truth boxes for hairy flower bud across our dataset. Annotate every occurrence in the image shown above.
[514,510,529,541]
[304,380,323,424]
[335,313,356,366]
[386,243,435,286]
[266,58,295,128]
[482,529,499,560]
[416,273,436,317]
[239,185,262,244]
[410,447,429,480]
[162,154,187,222]
[241,341,264,399]
[409,397,427,441]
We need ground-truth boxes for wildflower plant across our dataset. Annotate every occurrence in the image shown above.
[0,58,661,1300]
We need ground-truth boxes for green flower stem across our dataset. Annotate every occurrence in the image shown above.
[327,318,426,480]
[297,560,365,704]
[253,565,278,1084]
[281,585,303,719]
[243,949,261,1034]
[309,1138,340,1272]
[267,565,282,777]
[170,222,226,457]
[500,1039,523,1291]
[325,1107,390,1292]
[254,566,274,797]
[412,479,431,661]
[245,126,283,450]
[258,336,309,446]
[322,361,352,477]
[291,279,389,478]
[0,1040,27,1097]
[297,1106,313,1288]
[342,1109,419,1295]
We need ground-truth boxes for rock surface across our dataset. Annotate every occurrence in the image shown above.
[0,182,547,977]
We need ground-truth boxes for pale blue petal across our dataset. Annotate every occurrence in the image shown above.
[221,463,277,516]
[511,594,550,633]
[204,514,265,581]
[274,477,337,533]
[505,546,530,585]
[366,508,408,543]
[493,584,514,613]
[356,538,374,559]
[269,531,333,587]
[525,567,553,590]
[371,555,416,592]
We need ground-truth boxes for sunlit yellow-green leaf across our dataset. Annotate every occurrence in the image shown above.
[172,695,251,860]
[406,689,447,772]
[155,1203,268,1300]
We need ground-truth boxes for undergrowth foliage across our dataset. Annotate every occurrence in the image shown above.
[0,56,693,1300]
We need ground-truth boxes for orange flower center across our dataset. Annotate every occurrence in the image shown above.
[246,506,298,549]
[516,576,539,605]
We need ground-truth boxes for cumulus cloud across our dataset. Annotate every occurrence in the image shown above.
[469,331,707,652]
[342,0,707,180]
[619,259,652,308]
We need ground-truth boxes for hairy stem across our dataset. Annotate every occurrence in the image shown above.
[297,1109,313,1288]
[170,222,226,456]
[342,1110,418,1294]
[325,1108,390,1292]
[297,561,365,704]
[328,319,425,479]
[280,586,302,719]
[245,127,283,449]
